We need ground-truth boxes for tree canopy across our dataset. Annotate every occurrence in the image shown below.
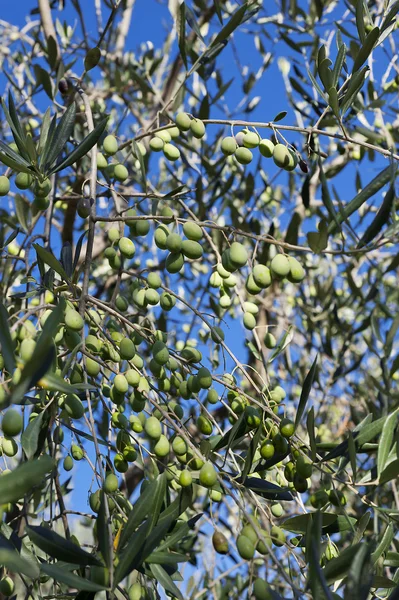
[0,0,399,599]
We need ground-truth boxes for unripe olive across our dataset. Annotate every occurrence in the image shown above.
[293,473,308,493]
[103,472,118,493]
[163,143,180,161]
[113,374,129,394]
[181,240,203,260]
[114,453,129,472]
[77,197,91,218]
[212,531,229,554]
[103,134,118,155]
[179,469,193,487]
[65,309,84,332]
[63,455,74,471]
[144,416,162,440]
[273,433,289,454]
[154,225,169,249]
[270,254,290,278]
[259,139,275,158]
[243,312,256,330]
[167,126,180,138]
[155,130,172,143]
[288,256,305,283]
[154,434,170,457]
[149,136,164,151]
[296,455,313,478]
[97,152,108,169]
[0,576,15,596]
[241,524,257,545]
[114,163,129,182]
[253,578,272,600]
[119,338,136,360]
[310,489,329,509]
[34,178,52,198]
[243,131,260,148]
[71,444,84,460]
[1,436,18,456]
[271,502,284,517]
[329,489,347,507]
[196,367,212,389]
[175,112,191,131]
[264,333,277,349]
[272,143,291,168]
[207,389,219,404]
[118,237,136,259]
[246,274,262,295]
[166,233,182,253]
[33,196,50,211]
[252,264,272,288]
[126,369,140,387]
[229,242,248,267]
[221,136,237,155]
[190,118,205,138]
[160,292,176,310]
[64,394,85,419]
[165,252,184,274]
[19,337,36,362]
[134,220,150,236]
[0,176,10,196]
[279,418,295,438]
[236,535,255,560]
[210,326,224,344]
[235,147,253,164]
[197,414,213,435]
[1,409,23,437]
[270,525,286,546]
[260,439,275,459]
[199,461,217,488]
[152,341,169,365]
[15,172,32,190]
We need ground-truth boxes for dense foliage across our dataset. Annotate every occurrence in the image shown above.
[0,0,399,598]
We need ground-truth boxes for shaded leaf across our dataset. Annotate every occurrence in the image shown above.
[352,27,380,73]
[328,164,396,234]
[212,3,247,46]
[26,525,102,566]
[21,411,46,459]
[0,548,40,579]
[357,185,396,248]
[377,408,399,477]
[0,455,55,504]
[0,301,16,374]
[33,244,69,281]
[84,47,101,71]
[40,562,107,591]
[295,354,317,429]
[150,564,183,600]
[243,477,293,501]
[49,116,108,174]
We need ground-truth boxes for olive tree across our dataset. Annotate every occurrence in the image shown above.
[0,0,399,598]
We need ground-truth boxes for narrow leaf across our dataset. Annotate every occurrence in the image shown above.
[177,3,187,68]
[40,562,107,592]
[49,116,108,174]
[328,164,396,234]
[0,455,55,504]
[149,564,183,600]
[212,3,247,46]
[43,102,76,169]
[357,184,396,248]
[295,355,318,428]
[340,66,369,114]
[26,525,102,566]
[377,409,399,478]
[0,301,16,374]
[33,244,69,281]
[21,411,46,459]
[352,27,380,73]
[355,0,366,44]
